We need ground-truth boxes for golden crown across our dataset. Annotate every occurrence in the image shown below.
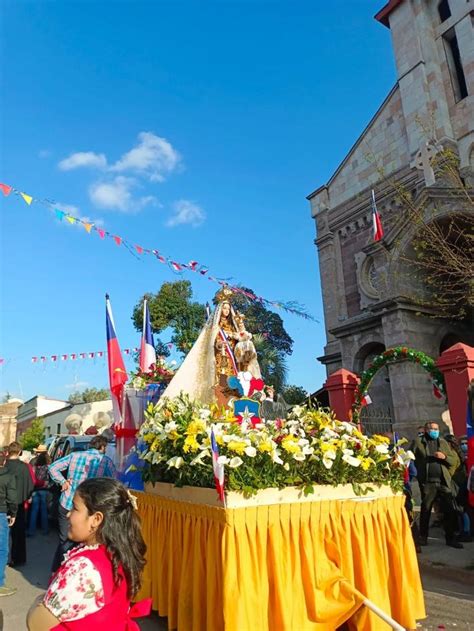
[215,286,234,303]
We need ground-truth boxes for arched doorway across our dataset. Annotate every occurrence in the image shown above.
[353,342,394,434]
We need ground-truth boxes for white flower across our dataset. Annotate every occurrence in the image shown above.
[190,450,210,466]
[229,457,243,468]
[322,457,334,470]
[272,450,284,465]
[166,455,184,469]
[293,453,306,462]
[283,462,290,471]
[340,421,354,434]
[375,444,389,454]
[324,449,337,460]
[342,454,361,467]
[405,449,415,460]
[164,421,178,433]
[244,446,257,457]
[343,448,354,456]
[199,408,211,419]
[217,455,229,465]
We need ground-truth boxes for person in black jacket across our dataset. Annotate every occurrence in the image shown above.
[412,422,462,548]
[0,450,17,596]
[7,442,34,566]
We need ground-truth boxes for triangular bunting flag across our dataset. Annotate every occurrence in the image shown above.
[0,183,12,196]
[55,209,65,221]
[135,245,144,255]
[83,223,93,233]
[66,215,76,224]
[20,192,33,205]
[114,235,122,246]
[97,228,106,239]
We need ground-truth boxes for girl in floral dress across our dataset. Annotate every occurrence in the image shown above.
[27,478,151,630]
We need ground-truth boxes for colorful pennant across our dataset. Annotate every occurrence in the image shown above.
[0,181,316,321]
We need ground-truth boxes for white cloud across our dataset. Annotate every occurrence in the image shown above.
[110,132,181,182]
[166,200,205,228]
[58,151,108,171]
[89,176,157,213]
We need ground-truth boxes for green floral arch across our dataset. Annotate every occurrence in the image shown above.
[352,346,445,423]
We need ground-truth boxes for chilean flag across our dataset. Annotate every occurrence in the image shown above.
[139,299,156,373]
[371,190,384,242]
[106,295,128,424]
[211,428,225,503]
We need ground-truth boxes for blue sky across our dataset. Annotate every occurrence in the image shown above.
[0,0,396,402]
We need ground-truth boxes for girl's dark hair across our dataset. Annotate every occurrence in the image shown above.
[76,478,146,599]
[35,452,50,466]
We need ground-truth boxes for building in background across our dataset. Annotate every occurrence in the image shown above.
[0,398,23,446]
[16,395,69,438]
[41,399,113,437]
[308,0,473,433]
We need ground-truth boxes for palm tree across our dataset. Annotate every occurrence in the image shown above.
[252,333,288,393]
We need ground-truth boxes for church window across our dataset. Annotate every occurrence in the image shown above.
[438,0,451,23]
[443,29,468,101]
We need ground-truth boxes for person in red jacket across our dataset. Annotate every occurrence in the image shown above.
[26,477,151,630]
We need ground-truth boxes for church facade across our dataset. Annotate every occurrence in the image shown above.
[308,0,473,433]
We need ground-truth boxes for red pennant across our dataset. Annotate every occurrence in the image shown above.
[80,353,86,359]
[61,355,68,361]
[0,183,12,196]
[89,352,95,359]
[97,229,106,239]
[70,353,77,360]
[51,355,58,362]
[97,351,104,358]
[135,245,144,254]
[171,261,183,271]
[114,235,122,246]
[32,357,38,363]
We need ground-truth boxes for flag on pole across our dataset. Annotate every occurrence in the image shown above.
[106,294,128,425]
[371,190,384,242]
[360,393,372,407]
[218,328,238,374]
[211,428,225,502]
[139,299,156,373]
[466,385,474,507]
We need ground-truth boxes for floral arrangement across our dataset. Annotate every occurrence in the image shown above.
[353,347,445,423]
[130,357,177,390]
[137,394,413,495]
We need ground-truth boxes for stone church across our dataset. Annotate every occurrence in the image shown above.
[308,0,473,433]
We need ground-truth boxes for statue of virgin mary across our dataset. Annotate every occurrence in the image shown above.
[161,287,261,404]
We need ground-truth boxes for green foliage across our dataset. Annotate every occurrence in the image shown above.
[68,388,110,404]
[132,281,207,355]
[282,385,309,405]
[252,334,288,393]
[20,418,45,451]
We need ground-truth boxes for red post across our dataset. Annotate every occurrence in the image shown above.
[436,343,474,437]
[323,368,360,422]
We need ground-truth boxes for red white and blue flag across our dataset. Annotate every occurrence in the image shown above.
[211,427,225,502]
[371,190,384,242]
[467,394,474,507]
[139,299,156,373]
[106,295,128,425]
[218,328,238,374]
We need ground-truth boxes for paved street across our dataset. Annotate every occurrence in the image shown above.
[1,532,472,630]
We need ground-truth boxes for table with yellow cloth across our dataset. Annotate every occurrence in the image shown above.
[134,488,425,631]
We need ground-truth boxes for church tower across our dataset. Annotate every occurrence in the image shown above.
[308,0,473,435]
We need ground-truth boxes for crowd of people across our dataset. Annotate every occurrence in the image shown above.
[0,438,151,629]
[0,418,471,627]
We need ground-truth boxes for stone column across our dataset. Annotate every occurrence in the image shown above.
[436,343,474,437]
[323,368,360,422]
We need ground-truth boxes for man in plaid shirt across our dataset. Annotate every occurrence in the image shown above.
[48,434,116,572]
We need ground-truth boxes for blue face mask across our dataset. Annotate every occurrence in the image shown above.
[461,444,468,453]
[428,430,440,439]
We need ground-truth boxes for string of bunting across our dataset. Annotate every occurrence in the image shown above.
[0,182,316,322]
[0,343,177,367]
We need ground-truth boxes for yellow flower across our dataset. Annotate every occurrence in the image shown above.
[360,458,374,471]
[143,432,155,443]
[227,440,247,455]
[281,436,300,455]
[186,420,206,435]
[168,430,180,442]
[183,435,200,453]
[258,440,273,453]
[150,438,160,452]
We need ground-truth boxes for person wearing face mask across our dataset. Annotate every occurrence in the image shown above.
[413,422,462,548]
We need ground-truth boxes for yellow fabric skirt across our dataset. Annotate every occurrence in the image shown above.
[135,492,425,631]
